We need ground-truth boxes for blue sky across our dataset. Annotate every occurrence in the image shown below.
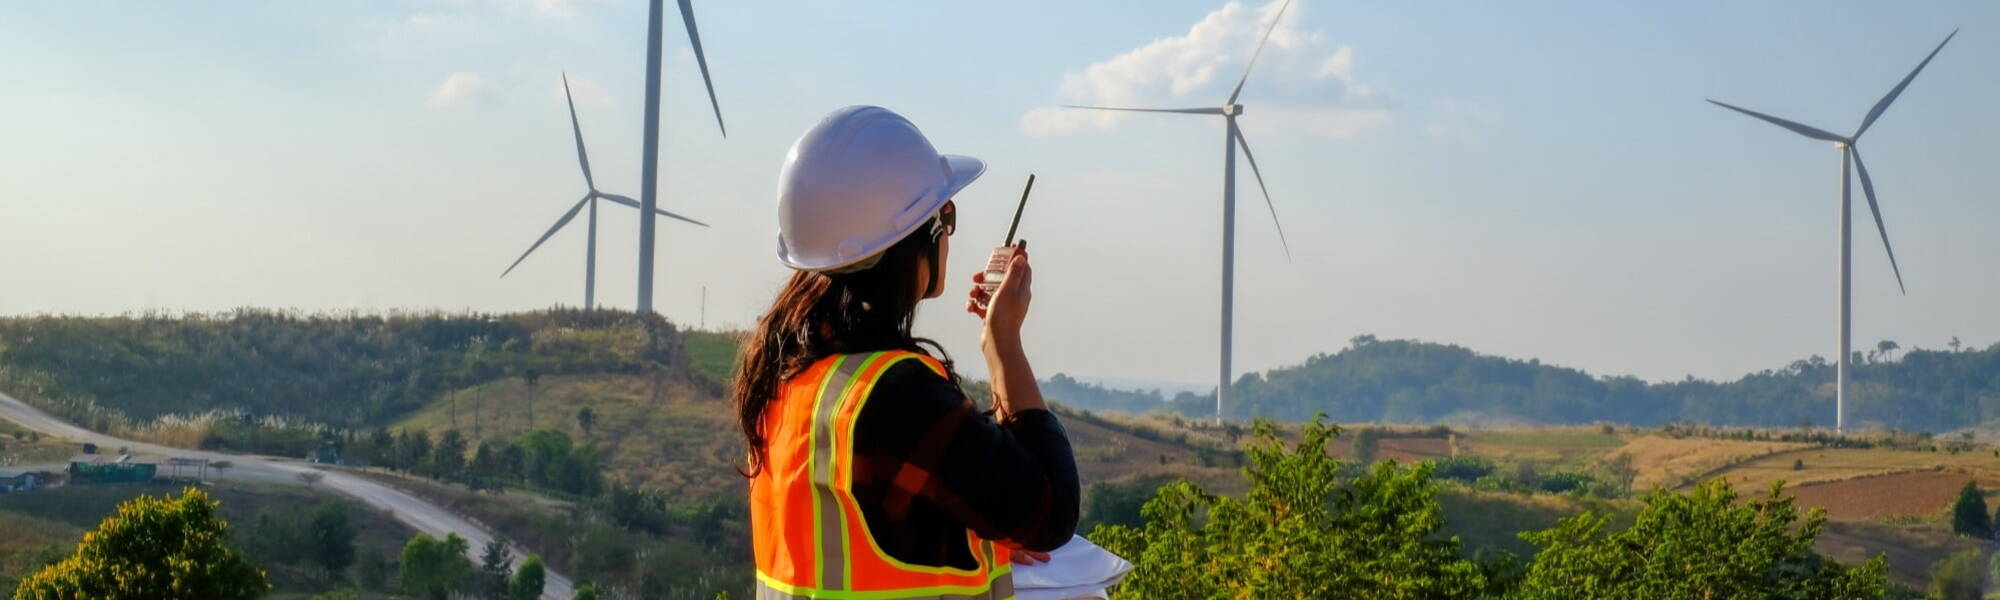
[3,1,1997,391]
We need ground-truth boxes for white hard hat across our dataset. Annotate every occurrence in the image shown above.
[776,105,985,272]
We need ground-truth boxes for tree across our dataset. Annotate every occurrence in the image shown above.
[305,501,357,582]
[433,429,469,482]
[523,367,541,430]
[248,509,303,565]
[1094,417,1490,598]
[398,430,432,474]
[1078,475,1174,533]
[1874,339,1899,363]
[508,555,545,600]
[1351,427,1381,464]
[400,532,473,600]
[1929,549,1983,600]
[1948,482,1991,538]
[1515,479,1888,599]
[576,407,596,439]
[1602,452,1637,495]
[355,549,390,592]
[571,583,599,600]
[478,538,515,599]
[13,487,268,599]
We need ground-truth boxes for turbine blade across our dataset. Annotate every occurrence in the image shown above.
[678,0,726,137]
[1227,0,1294,105]
[1706,99,1848,143]
[502,193,591,278]
[600,192,710,227]
[1849,147,1905,294]
[1233,128,1291,261]
[1854,29,1957,140]
[1061,104,1224,115]
[562,73,595,190]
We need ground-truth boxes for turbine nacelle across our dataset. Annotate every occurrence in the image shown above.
[1223,104,1244,117]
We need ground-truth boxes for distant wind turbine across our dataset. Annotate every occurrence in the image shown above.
[1707,29,1958,433]
[1063,0,1298,422]
[502,73,708,310]
[636,0,727,314]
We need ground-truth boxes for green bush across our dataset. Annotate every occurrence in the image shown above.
[1515,479,1889,599]
[12,487,268,600]
[1092,417,1491,599]
[1947,482,1990,538]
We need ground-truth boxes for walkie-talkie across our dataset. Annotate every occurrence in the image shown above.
[977,174,1035,306]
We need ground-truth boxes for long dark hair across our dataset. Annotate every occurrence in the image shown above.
[732,225,960,477]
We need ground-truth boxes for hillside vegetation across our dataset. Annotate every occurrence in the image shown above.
[0,309,698,433]
[1089,335,2000,432]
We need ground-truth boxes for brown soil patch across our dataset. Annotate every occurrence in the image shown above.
[1785,469,1972,521]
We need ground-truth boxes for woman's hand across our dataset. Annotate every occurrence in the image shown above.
[967,246,1031,345]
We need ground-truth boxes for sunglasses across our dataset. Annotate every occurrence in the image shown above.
[928,201,956,239]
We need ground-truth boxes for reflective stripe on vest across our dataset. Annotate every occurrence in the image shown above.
[752,351,1016,599]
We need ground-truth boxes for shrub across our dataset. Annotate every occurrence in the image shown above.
[12,487,268,599]
[1948,482,1991,538]
[1093,417,1490,598]
[1515,479,1888,599]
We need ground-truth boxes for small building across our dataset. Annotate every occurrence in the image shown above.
[68,454,157,483]
[161,457,211,483]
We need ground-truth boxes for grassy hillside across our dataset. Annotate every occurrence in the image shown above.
[391,371,1247,502]
[393,374,744,496]
[0,309,698,432]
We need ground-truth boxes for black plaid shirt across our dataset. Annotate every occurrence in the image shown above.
[848,359,1080,570]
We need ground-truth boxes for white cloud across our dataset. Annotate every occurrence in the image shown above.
[1021,0,1386,138]
[427,72,488,109]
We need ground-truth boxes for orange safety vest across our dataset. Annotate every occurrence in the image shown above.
[751,350,1016,599]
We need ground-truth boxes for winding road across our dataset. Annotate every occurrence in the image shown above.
[0,390,574,599]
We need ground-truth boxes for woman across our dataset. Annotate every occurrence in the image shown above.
[734,105,1079,599]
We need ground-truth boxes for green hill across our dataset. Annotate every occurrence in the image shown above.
[0,309,696,431]
[1121,335,2000,432]
[389,370,1246,502]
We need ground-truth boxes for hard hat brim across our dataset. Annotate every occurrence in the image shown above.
[937,154,987,204]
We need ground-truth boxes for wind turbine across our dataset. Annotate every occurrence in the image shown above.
[1707,29,1957,433]
[502,73,708,310]
[1064,0,1297,421]
[636,0,727,314]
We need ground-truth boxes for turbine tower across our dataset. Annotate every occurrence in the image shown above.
[503,74,708,309]
[1708,29,1957,433]
[1064,0,1297,421]
[637,0,726,313]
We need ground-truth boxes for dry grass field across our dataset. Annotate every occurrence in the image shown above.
[1712,446,2000,494]
[1605,435,1813,492]
[1459,427,1628,469]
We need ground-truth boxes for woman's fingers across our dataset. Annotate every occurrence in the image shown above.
[1009,549,1051,565]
